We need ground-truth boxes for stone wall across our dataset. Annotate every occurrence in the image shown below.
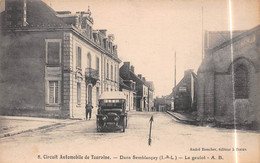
[0,31,63,112]
[197,26,260,126]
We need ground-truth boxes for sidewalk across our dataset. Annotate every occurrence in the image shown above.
[0,116,81,138]
[166,111,198,125]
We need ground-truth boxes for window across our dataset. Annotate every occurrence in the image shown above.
[88,85,92,104]
[108,42,111,50]
[96,87,99,106]
[107,63,109,79]
[98,36,101,45]
[111,65,113,81]
[103,39,107,49]
[77,83,81,104]
[234,65,248,99]
[90,26,92,39]
[76,47,82,69]
[49,81,58,104]
[96,57,99,74]
[87,53,91,68]
[114,66,117,82]
[47,42,60,65]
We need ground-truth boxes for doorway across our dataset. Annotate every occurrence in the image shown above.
[87,85,92,104]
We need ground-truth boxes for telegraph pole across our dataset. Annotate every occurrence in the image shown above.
[174,51,176,87]
[201,4,204,60]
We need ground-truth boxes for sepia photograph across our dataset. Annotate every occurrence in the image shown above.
[0,0,259,162]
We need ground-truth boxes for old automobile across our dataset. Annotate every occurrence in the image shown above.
[96,91,127,132]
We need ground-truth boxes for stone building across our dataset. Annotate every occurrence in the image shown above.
[120,62,154,111]
[145,81,155,112]
[0,0,121,119]
[154,96,171,112]
[119,77,136,111]
[197,25,260,126]
[172,69,197,113]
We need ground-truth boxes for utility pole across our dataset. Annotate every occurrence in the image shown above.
[174,51,176,87]
[201,4,204,60]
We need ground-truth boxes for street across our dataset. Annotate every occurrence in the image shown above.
[0,111,259,163]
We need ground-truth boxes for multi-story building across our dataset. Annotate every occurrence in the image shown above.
[145,81,155,111]
[120,62,154,111]
[0,0,120,119]
[119,77,136,111]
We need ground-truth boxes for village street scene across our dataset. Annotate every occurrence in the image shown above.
[0,0,259,163]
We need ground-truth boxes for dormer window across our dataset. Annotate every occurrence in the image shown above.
[103,39,107,49]
[98,36,102,45]
[95,34,99,43]
[90,26,92,39]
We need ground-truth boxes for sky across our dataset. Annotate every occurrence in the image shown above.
[1,0,259,96]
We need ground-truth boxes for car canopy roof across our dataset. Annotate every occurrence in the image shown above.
[99,91,126,100]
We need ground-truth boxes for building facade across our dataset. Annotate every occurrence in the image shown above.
[119,77,136,111]
[0,0,120,119]
[172,69,197,113]
[119,62,154,111]
[145,81,155,112]
[197,25,260,127]
[154,96,171,112]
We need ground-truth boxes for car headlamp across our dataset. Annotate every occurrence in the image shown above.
[114,116,120,122]
[102,115,108,121]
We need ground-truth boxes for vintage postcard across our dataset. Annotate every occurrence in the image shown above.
[0,0,259,162]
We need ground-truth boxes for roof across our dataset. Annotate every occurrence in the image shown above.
[99,91,126,100]
[171,69,197,95]
[145,81,155,91]
[206,30,245,49]
[1,0,121,63]
[199,25,260,73]
[119,77,131,90]
[129,71,149,87]
[212,25,260,52]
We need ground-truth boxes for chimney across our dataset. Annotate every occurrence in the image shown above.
[123,62,130,70]
[184,69,193,76]
[5,0,28,27]
[142,77,146,82]
[130,66,135,72]
[138,74,142,79]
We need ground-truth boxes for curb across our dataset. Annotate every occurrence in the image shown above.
[166,111,198,125]
[0,120,81,139]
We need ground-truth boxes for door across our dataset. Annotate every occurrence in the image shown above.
[88,85,92,104]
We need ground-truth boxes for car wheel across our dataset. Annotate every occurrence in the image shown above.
[122,117,125,132]
[96,119,100,132]
[125,116,128,128]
